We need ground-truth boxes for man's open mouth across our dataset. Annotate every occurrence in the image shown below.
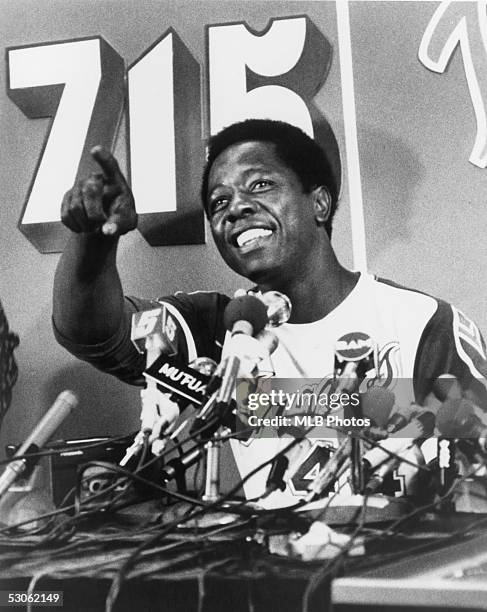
[234,228,273,248]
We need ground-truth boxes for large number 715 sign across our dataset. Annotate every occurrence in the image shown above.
[7,16,331,253]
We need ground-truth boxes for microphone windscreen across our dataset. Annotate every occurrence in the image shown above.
[437,398,476,437]
[416,410,436,437]
[361,387,395,428]
[223,295,268,334]
[18,390,79,455]
[259,291,292,326]
[432,375,462,402]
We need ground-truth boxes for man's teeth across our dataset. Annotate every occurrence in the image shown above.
[236,228,272,247]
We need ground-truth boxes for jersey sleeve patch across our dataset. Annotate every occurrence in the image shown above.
[157,298,198,362]
[451,305,487,378]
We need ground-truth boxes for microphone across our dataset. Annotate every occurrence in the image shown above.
[333,333,377,393]
[223,295,268,337]
[332,337,377,493]
[208,328,278,396]
[257,291,292,327]
[431,378,463,486]
[123,309,175,466]
[432,374,463,402]
[217,296,268,406]
[0,391,79,498]
[361,410,435,494]
[363,453,401,495]
[122,357,217,463]
[251,328,279,378]
[361,387,395,428]
[385,403,420,434]
[161,445,204,486]
[188,300,276,448]
[333,361,360,395]
[362,411,435,471]
[437,398,487,452]
[414,410,436,437]
[131,306,178,359]
[263,435,312,497]
[305,437,352,502]
[191,334,278,439]
[236,289,292,327]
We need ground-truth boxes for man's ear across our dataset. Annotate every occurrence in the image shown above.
[312,186,331,225]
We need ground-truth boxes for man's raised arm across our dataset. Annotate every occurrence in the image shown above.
[52,147,138,344]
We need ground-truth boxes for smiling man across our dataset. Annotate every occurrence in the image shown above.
[201,121,357,326]
[53,119,487,501]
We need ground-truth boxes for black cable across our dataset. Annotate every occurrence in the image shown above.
[0,433,135,467]
[283,411,431,473]
[81,460,208,508]
[0,407,239,543]
[301,449,487,604]
[365,462,487,543]
[104,430,314,611]
[301,464,352,525]
[70,416,241,519]
[325,464,483,578]
[30,466,202,547]
[301,493,370,612]
[346,466,487,576]
[17,517,249,597]
[0,407,446,596]
[0,417,225,537]
[0,414,433,543]
[3,427,482,611]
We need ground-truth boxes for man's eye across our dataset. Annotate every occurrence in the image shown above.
[252,179,273,191]
[209,196,229,214]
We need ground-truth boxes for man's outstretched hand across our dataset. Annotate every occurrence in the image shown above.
[61,146,138,237]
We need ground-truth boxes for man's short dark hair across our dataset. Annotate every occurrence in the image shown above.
[201,118,340,237]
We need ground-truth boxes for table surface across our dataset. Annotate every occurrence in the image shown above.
[1,503,486,612]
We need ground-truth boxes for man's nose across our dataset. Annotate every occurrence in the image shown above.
[226,191,257,222]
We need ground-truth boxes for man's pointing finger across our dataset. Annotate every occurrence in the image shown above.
[91,146,126,186]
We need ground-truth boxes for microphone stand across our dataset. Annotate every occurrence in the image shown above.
[202,433,225,502]
[332,360,364,495]
[200,400,234,503]
[348,395,365,494]
[189,390,232,504]
[350,436,364,494]
[120,333,163,467]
